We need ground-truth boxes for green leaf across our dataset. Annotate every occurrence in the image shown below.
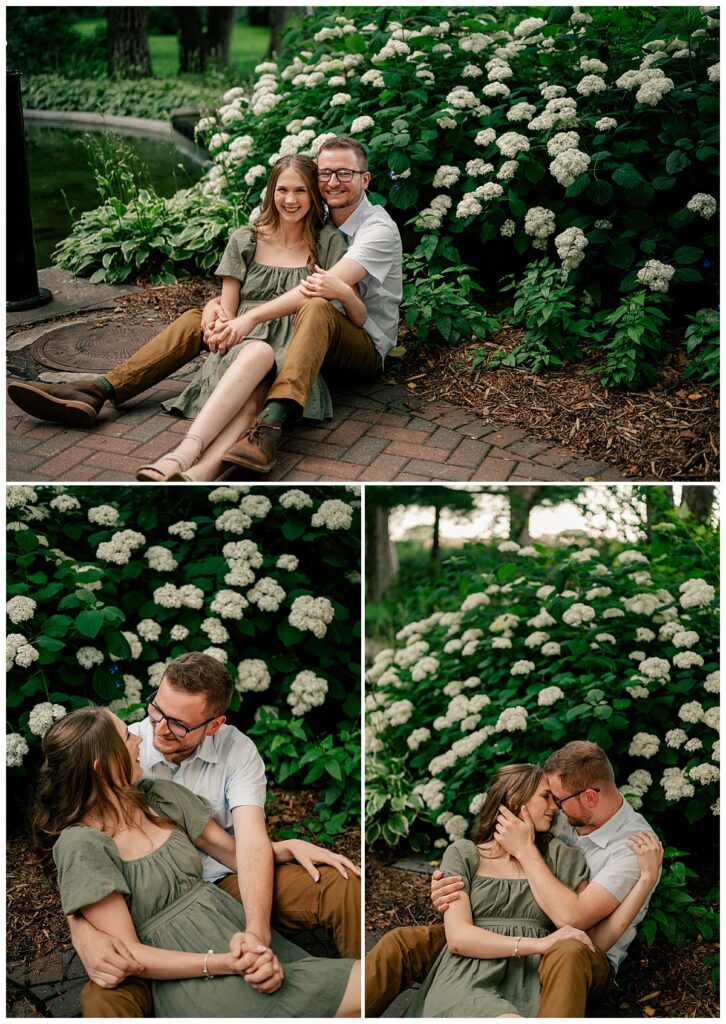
[35,635,66,652]
[612,164,645,188]
[281,520,307,541]
[674,246,704,266]
[665,150,690,174]
[277,621,304,646]
[652,176,676,190]
[389,181,418,210]
[388,149,410,175]
[15,530,40,553]
[565,172,590,197]
[43,614,74,638]
[496,563,518,582]
[386,813,410,837]
[325,759,344,782]
[586,179,613,205]
[75,609,105,639]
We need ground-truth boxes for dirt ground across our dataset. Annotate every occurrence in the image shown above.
[366,847,719,1018]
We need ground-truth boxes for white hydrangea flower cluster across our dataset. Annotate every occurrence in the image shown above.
[153,583,204,610]
[679,578,715,609]
[96,530,146,565]
[50,494,81,513]
[432,165,461,188]
[555,227,589,277]
[137,619,162,643]
[500,219,517,237]
[514,16,546,37]
[7,485,39,509]
[311,499,354,530]
[524,206,556,249]
[201,617,229,644]
[538,686,565,706]
[686,193,717,219]
[562,603,595,627]
[407,726,431,751]
[495,706,528,732]
[621,768,652,808]
[414,777,445,811]
[145,546,178,572]
[665,728,687,748]
[507,101,536,123]
[28,702,67,737]
[168,521,197,541]
[210,590,249,620]
[549,148,591,188]
[673,651,704,670]
[629,732,660,758]
[170,625,189,642]
[288,670,328,715]
[689,763,719,786]
[415,195,452,230]
[215,508,253,534]
[704,670,719,694]
[546,131,580,156]
[247,577,286,613]
[496,132,530,158]
[661,766,695,801]
[7,633,39,670]
[77,646,104,669]
[529,95,578,131]
[576,74,607,95]
[637,260,675,294]
[288,595,335,638]
[7,732,30,767]
[208,486,241,503]
[236,659,271,693]
[7,595,37,625]
[510,660,535,676]
[88,504,119,526]
[276,554,299,571]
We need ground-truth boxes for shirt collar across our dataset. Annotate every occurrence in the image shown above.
[335,193,370,238]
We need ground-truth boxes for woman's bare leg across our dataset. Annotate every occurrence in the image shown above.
[334,960,361,1018]
[140,342,274,480]
[188,392,261,480]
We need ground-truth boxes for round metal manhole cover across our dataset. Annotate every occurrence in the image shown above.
[30,318,169,373]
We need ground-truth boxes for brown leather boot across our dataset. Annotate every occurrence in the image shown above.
[7,379,107,427]
[221,421,282,473]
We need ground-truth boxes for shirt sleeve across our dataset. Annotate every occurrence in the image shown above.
[587,840,641,902]
[546,837,590,892]
[215,226,256,281]
[53,828,131,917]
[140,778,213,841]
[225,734,267,811]
[344,216,401,286]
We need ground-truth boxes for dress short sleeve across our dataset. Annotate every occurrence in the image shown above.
[215,226,257,281]
[139,779,213,841]
[317,222,348,270]
[440,840,479,895]
[53,828,131,917]
[545,837,590,891]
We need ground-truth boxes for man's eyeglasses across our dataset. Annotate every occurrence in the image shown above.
[147,692,218,740]
[552,787,600,810]
[317,168,366,183]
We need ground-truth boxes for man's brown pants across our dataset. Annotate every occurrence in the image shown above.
[80,864,360,1017]
[104,298,381,411]
[364,925,613,1017]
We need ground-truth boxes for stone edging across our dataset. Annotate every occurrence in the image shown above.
[24,109,209,166]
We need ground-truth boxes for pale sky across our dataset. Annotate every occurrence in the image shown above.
[388,485,706,544]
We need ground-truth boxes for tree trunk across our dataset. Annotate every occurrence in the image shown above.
[682,486,715,523]
[366,505,399,602]
[207,8,236,67]
[267,7,300,57]
[509,487,542,543]
[175,7,206,73]
[431,506,441,561]
[106,8,152,78]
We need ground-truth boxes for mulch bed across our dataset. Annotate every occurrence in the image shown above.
[6,787,360,971]
[366,846,719,1018]
[388,326,719,481]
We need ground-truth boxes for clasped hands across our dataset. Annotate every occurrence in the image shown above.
[201,301,255,356]
[228,931,284,993]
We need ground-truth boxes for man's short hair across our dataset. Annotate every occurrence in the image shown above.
[544,741,616,790]
[162,652,233,717]
[317,135,368,171]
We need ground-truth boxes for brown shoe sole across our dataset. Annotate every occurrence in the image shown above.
[8,382,99,428]
[221,451,277,474]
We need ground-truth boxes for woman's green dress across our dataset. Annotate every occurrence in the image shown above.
[407,838,589,1018]
[162,222,348,422]
[53,780,353,1018]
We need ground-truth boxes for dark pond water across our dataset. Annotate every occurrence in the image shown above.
[24,123,207,268]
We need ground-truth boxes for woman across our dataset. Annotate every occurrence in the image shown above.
[407,764,662,1018]
[33,707,360,1018]
[137,154,364,481]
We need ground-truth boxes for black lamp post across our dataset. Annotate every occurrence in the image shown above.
[7,69,53,311]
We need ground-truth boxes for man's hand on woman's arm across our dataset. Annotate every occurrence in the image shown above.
[67,913,144,988]
[299,265,368,327]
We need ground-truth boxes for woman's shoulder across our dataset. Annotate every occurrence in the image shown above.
[227,225,258,255]
[319,222,345,242]
[441,838,479,873]
[52,823,117,868]
[545,835,588,875]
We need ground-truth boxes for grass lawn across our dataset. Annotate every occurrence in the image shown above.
[73,20,269,81]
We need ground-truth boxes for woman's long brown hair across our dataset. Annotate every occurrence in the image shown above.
[32,706,176,877]
[471,763,551,855]
[254,154,325,273]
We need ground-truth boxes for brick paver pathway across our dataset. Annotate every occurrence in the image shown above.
[7,270,625,483]
[7,378,625,484]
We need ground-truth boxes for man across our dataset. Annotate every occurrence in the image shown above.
[74,652,360,1017]
[8,136,402,474]
[365,741,659,1018]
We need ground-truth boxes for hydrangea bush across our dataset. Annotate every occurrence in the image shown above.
[55,6,719,386]
[366,525,719,944]
[6,484,361,840]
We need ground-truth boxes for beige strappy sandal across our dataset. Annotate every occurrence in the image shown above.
[136,434,205,482]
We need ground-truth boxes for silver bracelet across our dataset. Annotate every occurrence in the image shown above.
[203,949,215,979]
[513,937,522,958]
